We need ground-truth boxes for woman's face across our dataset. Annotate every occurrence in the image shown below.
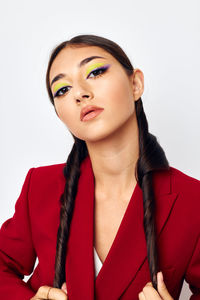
[49,45,144,142]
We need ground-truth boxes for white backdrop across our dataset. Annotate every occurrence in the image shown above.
[0,0,199,298]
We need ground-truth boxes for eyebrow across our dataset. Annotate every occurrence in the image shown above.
[50,55,106,87]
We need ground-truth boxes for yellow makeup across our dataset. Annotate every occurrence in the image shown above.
[53,82,69,95]
[53,62,108,97]
[85,62,106,77]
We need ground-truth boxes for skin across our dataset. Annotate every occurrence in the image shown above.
[31,45,174,299]
[49,45,141,199]
[49,45,142,265]
[30,282,68,299]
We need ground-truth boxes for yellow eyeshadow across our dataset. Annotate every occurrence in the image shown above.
[53,82,69,94]
[86,62,105,77]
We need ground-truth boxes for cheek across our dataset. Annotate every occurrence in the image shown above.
[55,102,76,127]
[106,78,134,115]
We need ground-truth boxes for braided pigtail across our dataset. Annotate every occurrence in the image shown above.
[53,138,88,288]
[135,98,169,289]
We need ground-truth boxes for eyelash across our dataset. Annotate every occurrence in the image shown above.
[53,66,109,98]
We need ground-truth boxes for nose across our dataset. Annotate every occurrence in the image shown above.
[73,83,93,103]
[76,93,91,102]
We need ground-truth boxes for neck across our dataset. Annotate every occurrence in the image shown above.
[86,113,139,199]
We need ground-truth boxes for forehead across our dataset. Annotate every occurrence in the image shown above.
[49,45,117,79]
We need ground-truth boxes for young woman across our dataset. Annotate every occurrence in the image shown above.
[0,34,199,300]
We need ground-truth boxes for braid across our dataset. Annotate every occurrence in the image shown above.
[53,138,88,288]
[135,98,169,290]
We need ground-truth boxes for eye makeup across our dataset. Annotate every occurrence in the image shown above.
[53,82,69,96]
[86,62,110,77]
[52,63,111,98]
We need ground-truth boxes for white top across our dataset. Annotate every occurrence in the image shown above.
[93,247,103,278]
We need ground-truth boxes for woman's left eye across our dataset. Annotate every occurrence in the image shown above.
[87,66,109,79]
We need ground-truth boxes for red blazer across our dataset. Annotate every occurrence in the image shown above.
[0,155,200,300]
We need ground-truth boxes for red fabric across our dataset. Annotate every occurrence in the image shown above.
[0,155,200,300]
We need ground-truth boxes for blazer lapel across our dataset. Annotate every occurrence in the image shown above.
[95,168,179,300]
[65,155,179,300]
[65,155,96,300]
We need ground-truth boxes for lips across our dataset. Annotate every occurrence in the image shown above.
[80,105,104,121]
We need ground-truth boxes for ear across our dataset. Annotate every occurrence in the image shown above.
[130,68,144,101]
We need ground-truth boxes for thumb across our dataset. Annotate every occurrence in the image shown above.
[157,272,172,300]
[61,282,68,294]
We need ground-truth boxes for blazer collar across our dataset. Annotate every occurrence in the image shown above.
[65,155,179,300]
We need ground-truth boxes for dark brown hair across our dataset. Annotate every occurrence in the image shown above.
[45,34,170,291]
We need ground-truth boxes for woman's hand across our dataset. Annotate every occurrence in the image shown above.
[138,272,174,300]
[30,282,68,300]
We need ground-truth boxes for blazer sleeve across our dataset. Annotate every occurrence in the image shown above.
[0,168,37,300]
[185,233,200,300]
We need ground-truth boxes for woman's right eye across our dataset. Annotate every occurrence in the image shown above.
[53,86,70,98]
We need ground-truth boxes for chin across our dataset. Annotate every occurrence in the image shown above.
[71,118,128,142]
[74,129,111,143]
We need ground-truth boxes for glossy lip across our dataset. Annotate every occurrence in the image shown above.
[80,105,104,121]
[82,109,104,122]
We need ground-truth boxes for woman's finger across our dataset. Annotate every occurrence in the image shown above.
[47,287,67,300]
[35,285,68,300]
[37,286,51,299]
[138,290,146,300]
[157,272,174,300]
[61,282,68,294]
[142,283,161,300]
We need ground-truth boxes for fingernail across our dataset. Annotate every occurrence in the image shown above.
[158,271,163,283]
[62,283,67,294]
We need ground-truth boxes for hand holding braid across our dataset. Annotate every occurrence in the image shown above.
[138,272,174,300]
[30,282,68,300]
